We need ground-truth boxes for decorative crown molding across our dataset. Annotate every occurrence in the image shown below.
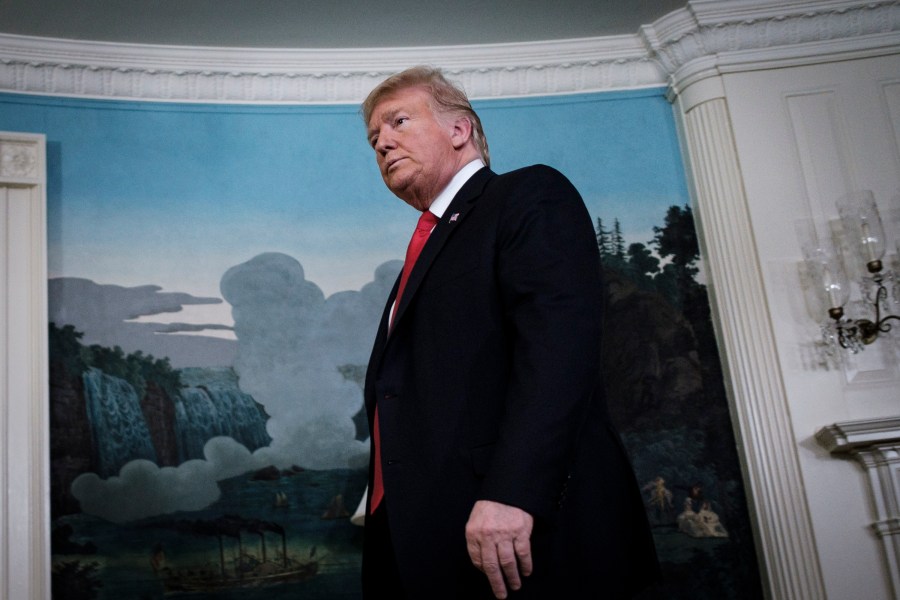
[642,0,900,95]
[0,33,665,104]
[0,0,898,103]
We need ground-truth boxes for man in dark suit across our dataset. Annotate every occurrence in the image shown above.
[360,65,658,599]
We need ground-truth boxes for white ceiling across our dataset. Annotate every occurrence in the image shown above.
[0,0,688,48]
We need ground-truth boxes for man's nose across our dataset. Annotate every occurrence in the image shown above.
[375,129,396,153]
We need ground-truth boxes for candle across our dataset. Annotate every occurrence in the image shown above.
[861,222,876,262]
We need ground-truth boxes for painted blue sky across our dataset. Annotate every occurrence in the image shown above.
[1,88,689,334]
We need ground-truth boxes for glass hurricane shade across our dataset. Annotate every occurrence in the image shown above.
[837,190,886,267]
[810,248,851,310]
[795,218,851,313]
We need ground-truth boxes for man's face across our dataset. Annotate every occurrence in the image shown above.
[367,86,462,210]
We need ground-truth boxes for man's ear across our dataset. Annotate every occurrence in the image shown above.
[449,116,473,150]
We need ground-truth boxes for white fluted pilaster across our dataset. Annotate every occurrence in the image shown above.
[0,131,49,600]
[674,84,827,599]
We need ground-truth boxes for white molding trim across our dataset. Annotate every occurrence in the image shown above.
[0,1,897,103]
[646,0,900,98]
[674,90,826,599]
[816,418,900,453]
[0,33,665,103]
[816,418,900,599]
[0,130,50,600]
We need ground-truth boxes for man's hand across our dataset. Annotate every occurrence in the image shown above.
[465,500,534,599]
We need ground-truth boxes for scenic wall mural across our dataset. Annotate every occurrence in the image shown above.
[0,86,763,599]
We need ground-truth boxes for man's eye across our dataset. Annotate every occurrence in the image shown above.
[370,136,378,148]
[396,117,408,126]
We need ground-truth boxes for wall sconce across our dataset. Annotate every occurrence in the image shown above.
[799,190,899,354]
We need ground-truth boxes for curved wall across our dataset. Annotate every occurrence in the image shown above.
[3,2,900,599]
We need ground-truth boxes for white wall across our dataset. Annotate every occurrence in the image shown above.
[669,37,900,600]
[655,4,900,598]
[724,54,900,599]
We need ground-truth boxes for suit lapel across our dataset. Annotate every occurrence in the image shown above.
[387,166,493,339]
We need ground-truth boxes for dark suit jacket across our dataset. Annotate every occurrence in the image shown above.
[364,165,658,598]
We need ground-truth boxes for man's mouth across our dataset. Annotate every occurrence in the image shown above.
[385,157,406,171]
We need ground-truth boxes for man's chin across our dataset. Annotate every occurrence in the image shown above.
[385,177,413,199]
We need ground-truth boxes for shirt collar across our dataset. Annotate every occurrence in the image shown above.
[427,159,485,219]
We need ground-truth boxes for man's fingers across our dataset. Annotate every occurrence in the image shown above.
[513,536,533,578]
[465,500,534,598]
[480,544,510,599]
[497,540,522,592]
[466,539,531,599]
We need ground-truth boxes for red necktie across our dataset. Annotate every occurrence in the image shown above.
[371,209,439,513]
